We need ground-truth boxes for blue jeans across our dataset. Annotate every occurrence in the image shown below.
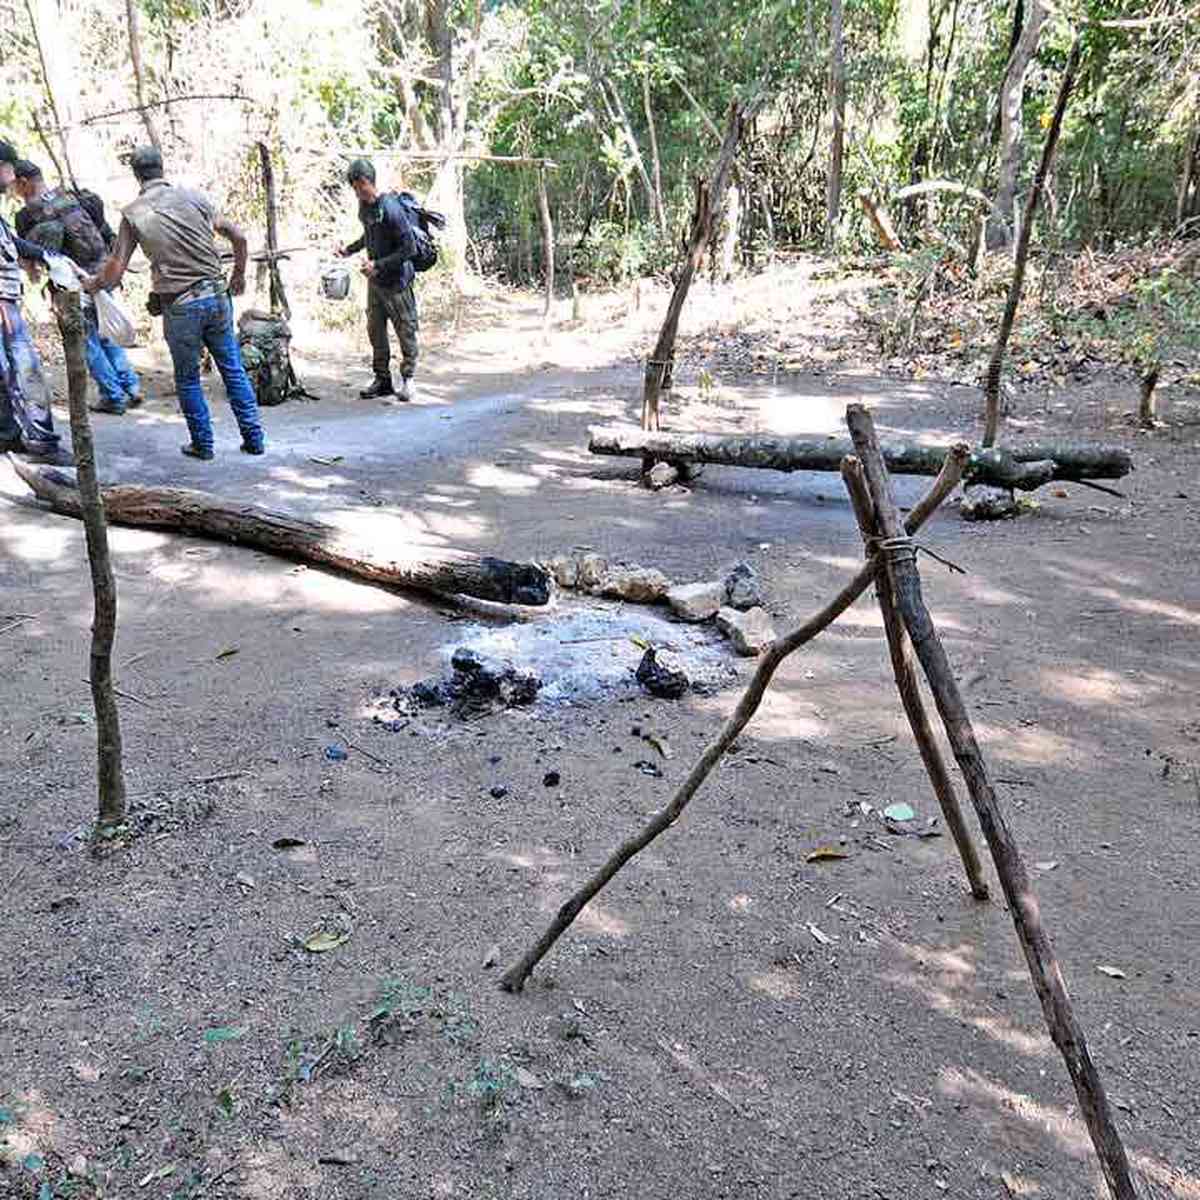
[163,293,264,453]
[0,298,59,448]
[85,304,140,408]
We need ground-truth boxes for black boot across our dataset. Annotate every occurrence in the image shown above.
[360,377,394,400]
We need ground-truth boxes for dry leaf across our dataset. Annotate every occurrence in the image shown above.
[215,647,239,661]
[1034,860,1060,872]
[271,836,307,850]
[514,1067,544,1090]
[806,847,849,863]
[644,732,673,759]
[304,929,351,954]
[1096,965,1127,980]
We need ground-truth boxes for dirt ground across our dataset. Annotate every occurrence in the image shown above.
[1,262,1198,1200]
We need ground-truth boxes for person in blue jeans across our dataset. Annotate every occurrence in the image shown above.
[12,159,142,415]
[87,146,264,459]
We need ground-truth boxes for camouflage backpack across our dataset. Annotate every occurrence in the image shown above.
[24,188,108,272]
[237,309,299,407]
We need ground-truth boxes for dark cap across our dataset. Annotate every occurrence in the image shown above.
[346,157,376,185]
[129,145,164,174]
[13,160,41,180]
[0,140,17,166]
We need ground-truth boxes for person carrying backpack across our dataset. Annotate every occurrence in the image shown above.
[336,157,435,403]
[13,160,142,415]
[0,139,70,464]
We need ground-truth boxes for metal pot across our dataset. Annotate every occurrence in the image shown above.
[320,264,351,301]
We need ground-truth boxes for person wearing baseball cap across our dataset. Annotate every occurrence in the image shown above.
[87,145,265,460]
[0,138,70,463]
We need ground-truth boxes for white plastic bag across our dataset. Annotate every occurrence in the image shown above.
[42,251,81,292]
[94,288,137,347]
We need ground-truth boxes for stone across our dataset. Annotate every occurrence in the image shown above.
[716,606,776,657]
[597,565,672,604]
[635,647,690,699]
[667,580,725,622]
[549,554,579,589]
[404,648,542,718]
[646,462,679,490]
[724,562,764,610]
[576,553,609,590]
[960,484,1019,522]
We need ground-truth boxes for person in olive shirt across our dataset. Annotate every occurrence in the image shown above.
[87,146,265,460]
[337,158,420,402]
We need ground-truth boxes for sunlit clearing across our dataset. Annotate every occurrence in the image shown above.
[747,969,800,1001]
[2,519,76,563]
[1040,666,1145,708]
[973,721,1078,766]
[466,462,543,492]
[756,391,846,435]
[1079,585,1200,628]
[327,504,490,546]
[576,901,629,937]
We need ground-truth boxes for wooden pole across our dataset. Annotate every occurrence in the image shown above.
[641,98,760,434]
[499,443,970,993]
[841,457,989,900]
[983,37,1082,447]
[537,165,554,330]
[12,463,552,608]
[51,289,127,832]
[844,403,1138,1200]
[257,141,289,318]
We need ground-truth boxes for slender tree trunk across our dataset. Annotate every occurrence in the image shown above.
[846,403,1139,1200]
[987,0,1048,250]
[641,100,759,432]
[983,38,1081,446]
[24,0,80,185]
[1177,114,1200,227]
[826,0,847,245]
[601,77,660,233]
[52,290,127,831]
[642,71,669,236]
[537,166,554,328]
[257,141,289,318]
[125,0,161,151]
[1138,364,1160,428]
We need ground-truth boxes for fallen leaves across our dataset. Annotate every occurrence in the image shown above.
[806,846,849,863]
[1096,965,1128,980]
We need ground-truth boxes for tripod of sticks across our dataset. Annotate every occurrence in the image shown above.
[499,404,1140,1200]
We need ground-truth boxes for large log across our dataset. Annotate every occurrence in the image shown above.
[10,461,552,607]
[588,427,1133,491]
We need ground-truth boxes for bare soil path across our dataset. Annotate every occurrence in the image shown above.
[1,266,1197,1200]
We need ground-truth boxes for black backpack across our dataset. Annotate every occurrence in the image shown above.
[72,188,116,250]
[394,191,445,273]
[25,189,108,271]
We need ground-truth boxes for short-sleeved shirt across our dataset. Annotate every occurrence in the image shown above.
[119,179,224,296]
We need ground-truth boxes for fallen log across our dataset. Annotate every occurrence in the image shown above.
[10,460,551,607]
[588,427,1132,491]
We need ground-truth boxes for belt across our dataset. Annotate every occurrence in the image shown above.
[164,278,227,308]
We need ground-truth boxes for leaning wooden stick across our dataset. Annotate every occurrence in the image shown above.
[840,457,989,900]
[498,442,971,993]
[845,404,1137,1200]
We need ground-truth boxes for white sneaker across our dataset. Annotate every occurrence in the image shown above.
[397,378,415,402]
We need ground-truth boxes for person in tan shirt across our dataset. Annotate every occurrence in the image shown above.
[89,146,265,460]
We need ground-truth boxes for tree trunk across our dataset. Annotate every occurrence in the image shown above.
[11,465,552,608]
[641,100,759,432]
[257,141,290,318]
[642,71,669,236]
[845,403,1139,1200]
[826,0,847,245]
[858,191,903,250]
[537,166,554,328]
[25,0,82,185]
[51,290,127,831]
[983,38,1081,446]
[589,427,1133,490]
[125,0,161,151]
[1177,114,1200,228]
[719,183,740,282]
[1138,363,1160,428]
[987,0,1048,250]
[602,77,661,234]
[499,443,971,994]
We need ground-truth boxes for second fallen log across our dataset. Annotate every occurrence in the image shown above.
[588,427,1133,491]
[11,460,552,607]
